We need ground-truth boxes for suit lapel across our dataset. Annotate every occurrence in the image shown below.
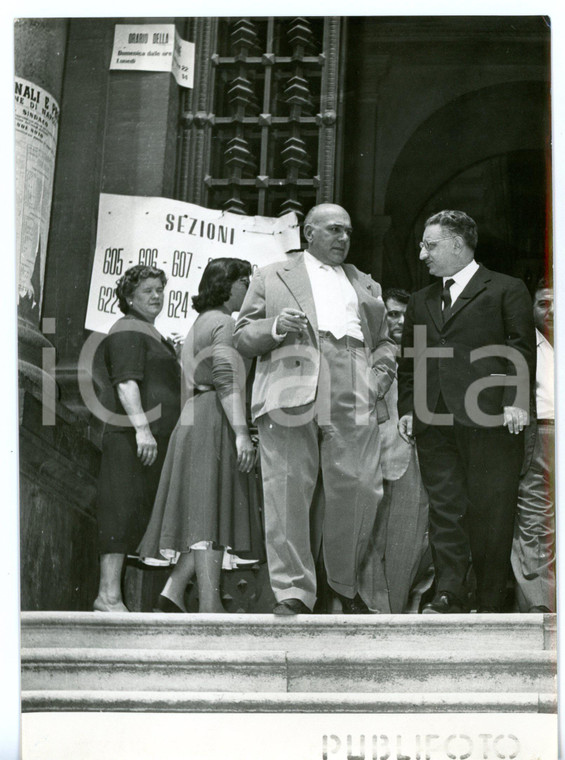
[443,265,490,325]
[277,253,318,331]
[343,264,378,347]
[425,282,444,333]
[426,265,491,330]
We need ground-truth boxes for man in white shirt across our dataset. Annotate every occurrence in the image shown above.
[234,203,396,614]
[397,210,536,614]
[511,279,555,612]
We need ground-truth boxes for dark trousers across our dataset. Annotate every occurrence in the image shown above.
[416,418,523,609]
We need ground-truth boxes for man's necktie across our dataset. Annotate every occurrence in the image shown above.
[441,278,455,322]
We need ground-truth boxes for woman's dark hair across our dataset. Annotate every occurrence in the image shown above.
[192,258,252,313]
[116,265,167,314]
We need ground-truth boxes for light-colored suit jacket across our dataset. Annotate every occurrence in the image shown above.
[233,252,396,421]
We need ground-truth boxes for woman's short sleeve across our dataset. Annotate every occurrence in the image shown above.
[105,323,146,385]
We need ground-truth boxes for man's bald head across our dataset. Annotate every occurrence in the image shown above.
[303,204,352,266]
[304,203,349,227]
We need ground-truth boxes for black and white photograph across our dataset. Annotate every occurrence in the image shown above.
[4,2,561,758]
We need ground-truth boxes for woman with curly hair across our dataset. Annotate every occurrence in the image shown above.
[138,257,263,612]
[94,265,181,612]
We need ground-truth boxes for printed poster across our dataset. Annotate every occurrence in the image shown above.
[14,77,60,313]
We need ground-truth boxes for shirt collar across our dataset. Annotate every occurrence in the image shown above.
[536,328,553,349]
[444,259,479,288]
[303,249,340,271]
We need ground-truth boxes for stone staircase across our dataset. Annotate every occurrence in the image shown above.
[21,611,557,713]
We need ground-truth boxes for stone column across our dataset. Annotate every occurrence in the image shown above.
[41,18,181,420]
[15,19,67,407]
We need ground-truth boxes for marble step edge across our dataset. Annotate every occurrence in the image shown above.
[20,612,554,652]
[21,611,553,631]
[21,690,558,713]
[21,647,557,667]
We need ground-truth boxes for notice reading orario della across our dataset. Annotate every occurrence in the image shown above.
[14,77,60,312]
[110,24,195,88]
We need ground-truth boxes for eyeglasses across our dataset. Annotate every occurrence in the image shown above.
[419,236,455,252]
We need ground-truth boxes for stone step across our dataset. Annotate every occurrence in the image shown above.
[21,689,558,713]
[22,647,556,695]
[20,611,555,653]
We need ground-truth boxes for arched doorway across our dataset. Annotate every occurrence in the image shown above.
[340,15,551,293]
[382,81,551,292]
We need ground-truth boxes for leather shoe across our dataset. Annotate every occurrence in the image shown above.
[422,592,465,614]
[528,605,551,613]
[273,598,311,616]
[153,594,186,613]
[340,594,370,614]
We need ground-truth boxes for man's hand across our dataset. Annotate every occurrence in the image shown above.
[503,406,529,434]
[275,308,308,335]
[398,413,415,444]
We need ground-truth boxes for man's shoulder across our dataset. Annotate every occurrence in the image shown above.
[342,262,382,292]
[411,265,525,298]
[256,251,303,278]
[480,266,526,289]
[410,280,438,301]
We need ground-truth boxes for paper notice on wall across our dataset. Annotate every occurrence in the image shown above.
[110,24,195,88]
[85,194,300,338]
[14,77,60,314]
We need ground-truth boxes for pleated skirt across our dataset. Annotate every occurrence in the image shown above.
[138,390,264,563]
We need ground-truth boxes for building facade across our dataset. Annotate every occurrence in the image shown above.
[16,16,551,611]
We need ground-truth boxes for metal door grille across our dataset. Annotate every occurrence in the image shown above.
[177,16,343,221]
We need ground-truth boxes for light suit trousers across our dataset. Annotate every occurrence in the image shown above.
[257,333,383,610]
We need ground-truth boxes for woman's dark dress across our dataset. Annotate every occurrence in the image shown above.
[96,313,181,554]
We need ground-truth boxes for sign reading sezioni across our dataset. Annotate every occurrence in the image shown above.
[85,193,300,338]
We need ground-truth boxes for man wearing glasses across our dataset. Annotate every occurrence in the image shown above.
[397,210,536,614]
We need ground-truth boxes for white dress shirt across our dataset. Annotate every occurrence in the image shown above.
[302,251,364,340]
[273,251,364,341]
[535,328,554,420]
[443,259,479,306]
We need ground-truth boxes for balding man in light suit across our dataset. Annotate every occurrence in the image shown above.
[234,203,396,615]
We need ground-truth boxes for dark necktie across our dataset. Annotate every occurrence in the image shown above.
[441,278,455,321]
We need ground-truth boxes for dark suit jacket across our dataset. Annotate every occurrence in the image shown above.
[397,264,536,433]
[233,251,396,421]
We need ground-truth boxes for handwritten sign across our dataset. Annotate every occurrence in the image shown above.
[110,24,195,88]
[85,193,300,338]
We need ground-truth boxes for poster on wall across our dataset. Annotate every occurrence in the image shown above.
[14,77,60,315]
[110,24,195,88]
[85,193,300,337]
